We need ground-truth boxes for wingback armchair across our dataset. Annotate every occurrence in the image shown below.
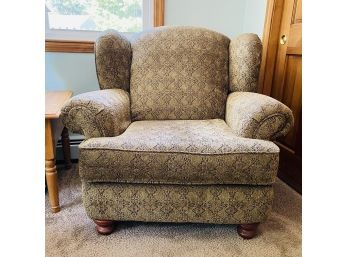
[61,26,293,239]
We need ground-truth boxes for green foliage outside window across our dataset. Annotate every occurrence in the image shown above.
[46,0,142,32]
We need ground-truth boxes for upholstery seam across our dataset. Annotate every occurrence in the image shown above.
[66,105,106,136]
[79,148,279,155]
[80,178,274,186]
[253,112,288,139]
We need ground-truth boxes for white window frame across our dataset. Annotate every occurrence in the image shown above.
[45,0,154,41]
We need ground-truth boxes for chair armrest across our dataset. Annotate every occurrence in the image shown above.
[60,89,131,138]
[225,92,294,140]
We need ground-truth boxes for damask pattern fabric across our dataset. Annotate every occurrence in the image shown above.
[59,27,296,228]
[229,33,262,92]
[225,92,294,140]
[82,182,274,224]
[130,26,230,120]
[60,89,131,139]
[79,119,279,185]
[95,30,132,91]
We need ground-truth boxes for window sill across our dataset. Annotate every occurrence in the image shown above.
[45,39,95,53]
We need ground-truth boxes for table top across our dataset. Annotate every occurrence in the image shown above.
[45,91,73,119]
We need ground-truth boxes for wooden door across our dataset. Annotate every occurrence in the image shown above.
[259,0,302,193]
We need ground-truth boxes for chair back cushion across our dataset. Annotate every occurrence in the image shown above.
[130,26,230,120]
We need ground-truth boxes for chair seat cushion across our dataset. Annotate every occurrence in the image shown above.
[79,119,279,185]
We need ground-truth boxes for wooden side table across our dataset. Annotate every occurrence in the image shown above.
[45,91,73,213]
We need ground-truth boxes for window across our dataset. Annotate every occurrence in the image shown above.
[45,0,164,52]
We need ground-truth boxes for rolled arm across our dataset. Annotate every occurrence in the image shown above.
[60,89,131,138]
[225,92,294,140]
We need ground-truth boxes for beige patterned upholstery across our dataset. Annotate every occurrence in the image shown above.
[95,30,132,91]
[60,26,294,230]
[82,182,273,224]
[225,92,294,140]
[61,89,131,138]
[130,27,230,120]
[229,34,262,92]
[79,119,279,185]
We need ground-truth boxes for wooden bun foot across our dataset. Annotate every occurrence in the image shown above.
[237,223,259,239]
[94,219,115,235]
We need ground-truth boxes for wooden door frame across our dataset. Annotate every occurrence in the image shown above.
[46,0,165,53]
[259,0,302,193]
[258,0,285,95]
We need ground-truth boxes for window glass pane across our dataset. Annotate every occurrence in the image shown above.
[46,0,143,32]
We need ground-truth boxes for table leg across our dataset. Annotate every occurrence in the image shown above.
[45,119,60,213]
[61,127,72,169]
[45,159,60,213]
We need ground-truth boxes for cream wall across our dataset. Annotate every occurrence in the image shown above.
[45,53,99,94]
[165,0,267,38]
[164,0,246,38]
[242,0,268,38]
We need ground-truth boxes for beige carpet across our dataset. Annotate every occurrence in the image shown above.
[46,164,301,257]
